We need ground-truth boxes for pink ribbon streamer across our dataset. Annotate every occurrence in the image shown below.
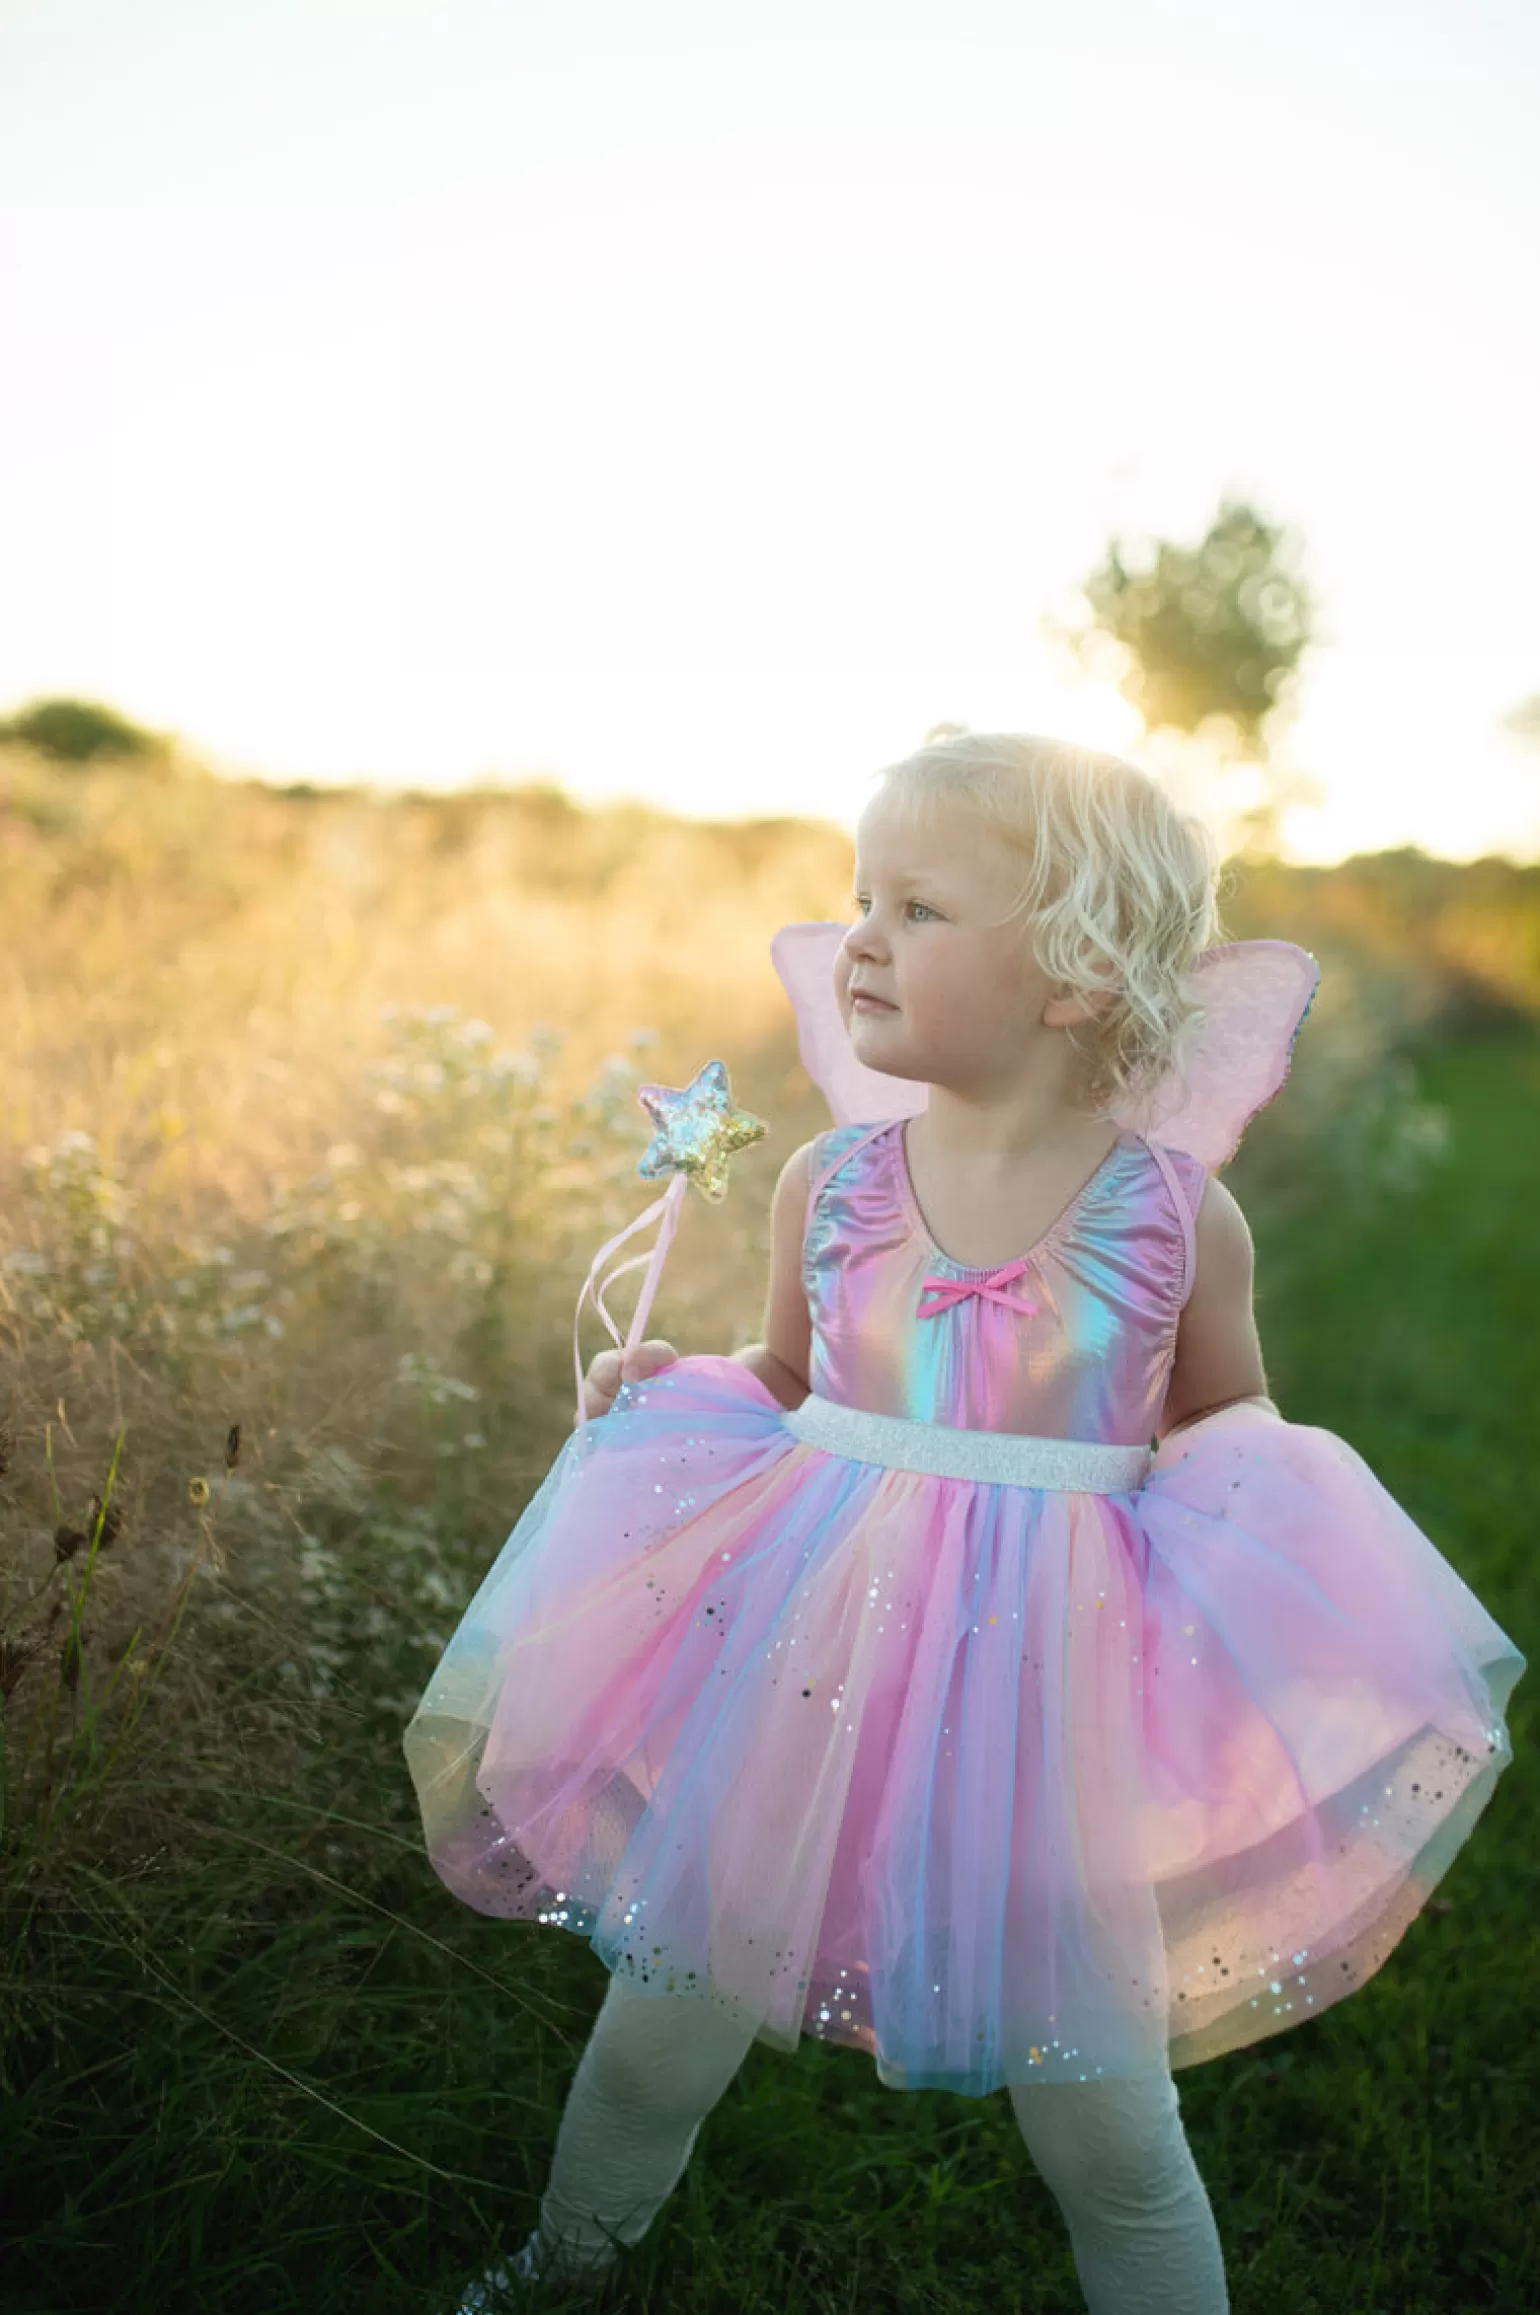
[572,1171,689,1426]
[916,1256,1040,1322]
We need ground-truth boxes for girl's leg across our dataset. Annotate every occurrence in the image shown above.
[1006,2065,1229,2315]
[531,1972,760,2270]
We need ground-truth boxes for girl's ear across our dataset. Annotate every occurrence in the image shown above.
[1042,978,1116,1030]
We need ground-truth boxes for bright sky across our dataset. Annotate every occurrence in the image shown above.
[2,0,1537,863]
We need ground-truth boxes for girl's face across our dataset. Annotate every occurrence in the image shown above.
[836,788,1078,1092]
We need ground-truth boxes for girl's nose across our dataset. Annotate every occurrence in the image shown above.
[844,918,887,962]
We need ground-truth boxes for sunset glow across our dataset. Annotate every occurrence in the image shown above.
[2,0,1536,864]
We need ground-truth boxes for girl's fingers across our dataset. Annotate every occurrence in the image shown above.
[578,1341,677,1422]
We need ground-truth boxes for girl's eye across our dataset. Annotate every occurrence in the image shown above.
[852,898,937,922]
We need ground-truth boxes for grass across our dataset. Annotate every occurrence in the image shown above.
[1,756,1535,2313]
[1,1024,1533,2315]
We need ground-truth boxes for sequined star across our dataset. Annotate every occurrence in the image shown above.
[636,1060,767,1204]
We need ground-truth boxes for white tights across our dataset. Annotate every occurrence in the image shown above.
[529,1971,1229,2314]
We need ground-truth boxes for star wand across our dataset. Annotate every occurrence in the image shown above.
[572,1059,768,1426]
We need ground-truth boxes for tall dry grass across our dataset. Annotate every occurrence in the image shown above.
[0,748,854,1896]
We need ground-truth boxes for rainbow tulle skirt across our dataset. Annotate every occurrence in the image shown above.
[404,1357,1524,2096]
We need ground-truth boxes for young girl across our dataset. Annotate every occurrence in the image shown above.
[406,733,1525,2314]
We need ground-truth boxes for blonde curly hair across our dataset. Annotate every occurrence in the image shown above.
[872,731,1225,1116]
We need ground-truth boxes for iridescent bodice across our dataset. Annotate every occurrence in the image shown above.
[802,1120,1208,1446]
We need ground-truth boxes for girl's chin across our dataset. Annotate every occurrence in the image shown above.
[848,1017,925,1072]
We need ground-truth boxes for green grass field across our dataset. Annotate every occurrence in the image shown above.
[4,1027,1535,2315]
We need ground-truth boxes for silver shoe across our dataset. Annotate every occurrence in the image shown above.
[452,2263,517,2313]
[452,2230,621,2310]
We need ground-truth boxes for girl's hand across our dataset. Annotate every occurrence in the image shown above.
[578,1340,679,1424]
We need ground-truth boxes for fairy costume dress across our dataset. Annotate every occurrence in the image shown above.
[404,929,1525,2096]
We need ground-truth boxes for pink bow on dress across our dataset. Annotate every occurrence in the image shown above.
[917,1257,1040,1322]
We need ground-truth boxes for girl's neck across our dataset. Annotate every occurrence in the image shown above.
[899,1111,1126,1273]
[914,1083,1111,1176]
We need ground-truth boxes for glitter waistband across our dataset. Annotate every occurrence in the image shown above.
[780,1395,1152,1492]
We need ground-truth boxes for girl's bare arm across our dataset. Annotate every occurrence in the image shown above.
[1157,1176,1280,1440]
[730,1141,816,1411]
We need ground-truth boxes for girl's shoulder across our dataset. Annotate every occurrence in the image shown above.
[1137,1134,1209,1217]
[806,1117,902,1198]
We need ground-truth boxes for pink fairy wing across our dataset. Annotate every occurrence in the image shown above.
[769,922,1319,1171]
[1116,938,1320,1168]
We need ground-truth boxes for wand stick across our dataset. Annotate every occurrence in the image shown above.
[571,1061,766,1427]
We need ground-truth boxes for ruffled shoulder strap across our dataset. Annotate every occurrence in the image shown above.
[1141,1138,1208,1308]
[770,923,1319,1173]
[805,1118,894,1231]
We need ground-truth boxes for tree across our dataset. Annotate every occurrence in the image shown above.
[1499,693,1540,748]
[0,696,165,764]
[1041,495,1321,854]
